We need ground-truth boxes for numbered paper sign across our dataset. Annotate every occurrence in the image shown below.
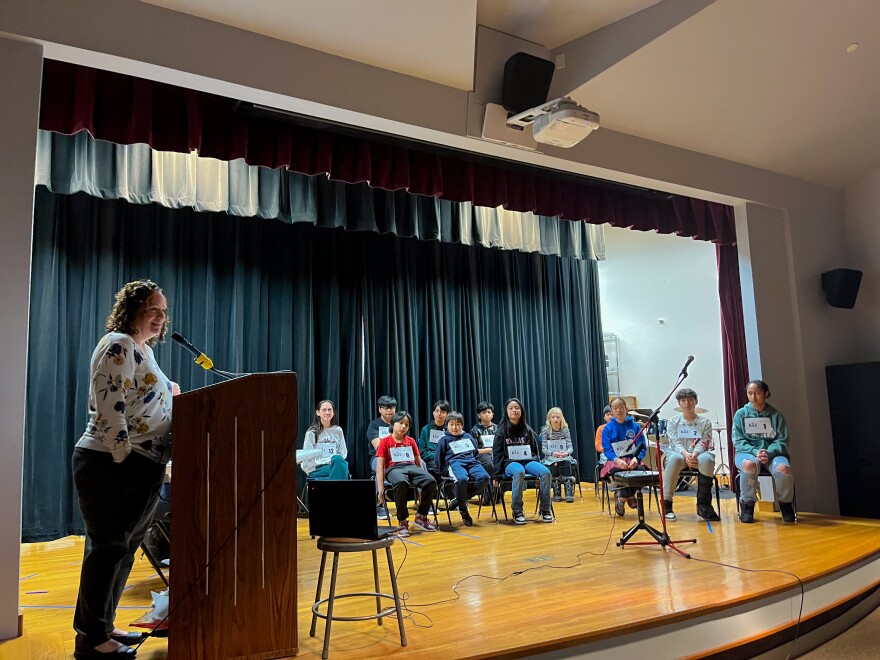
[676,426,701,439]
[320,444,337,458]
[507,445,532,460]
[429,429,445,445]
[611,439,635,457]
[450,438,475,454]
[481,434,495,449]
[378,426,390,439]
[548,440,567,454]
[744,417,774,437]
[389,445,415,463]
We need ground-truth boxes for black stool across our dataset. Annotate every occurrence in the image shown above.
[310,536,406,659]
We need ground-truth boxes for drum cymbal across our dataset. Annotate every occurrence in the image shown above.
[673,406,709,414]
[629,411,650,419]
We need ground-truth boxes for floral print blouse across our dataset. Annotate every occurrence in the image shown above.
[76,332,173,464]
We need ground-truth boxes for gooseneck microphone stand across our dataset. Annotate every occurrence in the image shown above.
[615,356,698,558]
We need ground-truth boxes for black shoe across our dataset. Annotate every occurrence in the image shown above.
[663,500,676,521]
[552,485,562,502]
[779,502,796,523]
[74,644,137,659]
[739,500,755,524]
[447,498,458,511]
[460,511,474,526]
[698,504,721,521]
[110,632,145,645]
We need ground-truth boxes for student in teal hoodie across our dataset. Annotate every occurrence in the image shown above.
[733,380,795,524]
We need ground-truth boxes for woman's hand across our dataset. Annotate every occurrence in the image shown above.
[757,449,769,464]
[684,451,698,469]
[614,457,627,469]
[377,491,385,505]
[627,457,639,470]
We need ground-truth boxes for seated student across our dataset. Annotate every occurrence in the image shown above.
[469,401,497,504]
[663,389,719,521]
[594,405,613,462]
[366,395,397,516]
[418,399,451,468]
[492,398,553,525]
[539,407,578,503]
[601,397,648,517]
[376,411,439,536]
[733,380,795,524]
[435,412,490,526]
[301,399,349,480]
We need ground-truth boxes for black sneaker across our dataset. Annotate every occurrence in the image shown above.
[447,498,458,511]
[540,511,554,523]
[461,511,474,526]
[664,500,676,521]
[779,502,796,523]
[739,500,755,524]
[513,512,527,525]
[698,504,721,521]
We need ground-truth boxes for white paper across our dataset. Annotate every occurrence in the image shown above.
[548,440,567,454]
[481,434,495,449]
[450,438,475,454]
[378,426,390,439]
[320,444,337,458]
[675,426,701,439]
[389,446,415,463]
[507,445,532,460]
[745,417,774,438]
[429,429,445,445]
[611,439,634,457]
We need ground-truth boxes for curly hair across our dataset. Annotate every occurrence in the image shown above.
[105,280,168,346]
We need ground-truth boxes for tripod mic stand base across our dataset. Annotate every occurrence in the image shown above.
[615,491,696,559]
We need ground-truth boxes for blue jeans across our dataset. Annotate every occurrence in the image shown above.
[447,460,490,511]
[308,455,349,481]
[735,453,793,503]
[662,451,715,500]
[504,461,551,514]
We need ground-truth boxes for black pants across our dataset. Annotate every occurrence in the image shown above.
[72,447,165,647]
[385,464,437,521]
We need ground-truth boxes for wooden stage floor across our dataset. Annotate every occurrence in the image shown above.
[4,488,880,659]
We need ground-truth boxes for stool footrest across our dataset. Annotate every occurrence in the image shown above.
[311,592,401,624]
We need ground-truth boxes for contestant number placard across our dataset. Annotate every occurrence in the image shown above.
[744,418,774,437]
[389,446,415,463]
[429,429,445,445]
[481,434,495,449]
[507,445,532,460]
[548,440,567,454]
[320,444,337,458]
[450,439,475,454]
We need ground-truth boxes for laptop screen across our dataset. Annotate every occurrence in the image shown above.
[307,479,382,539]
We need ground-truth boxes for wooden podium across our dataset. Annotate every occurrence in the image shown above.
[169,373,298,659]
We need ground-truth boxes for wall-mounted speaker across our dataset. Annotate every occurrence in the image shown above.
[821,268,862,309]
[502,53,555,115]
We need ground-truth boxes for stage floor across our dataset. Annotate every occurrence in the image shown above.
[5,488,880,659]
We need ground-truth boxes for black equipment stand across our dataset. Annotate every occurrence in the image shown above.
[615,364,698,558]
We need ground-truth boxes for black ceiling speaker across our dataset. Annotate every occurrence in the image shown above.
[821,268,863,309]
[502,52,555,115]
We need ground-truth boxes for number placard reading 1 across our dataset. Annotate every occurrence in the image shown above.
[744,417,774,437]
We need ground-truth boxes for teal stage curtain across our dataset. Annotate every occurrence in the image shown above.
[24,188,607,541]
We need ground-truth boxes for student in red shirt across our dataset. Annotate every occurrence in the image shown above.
[376,411,438,536]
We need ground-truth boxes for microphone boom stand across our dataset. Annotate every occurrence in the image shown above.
[615,369,697,558]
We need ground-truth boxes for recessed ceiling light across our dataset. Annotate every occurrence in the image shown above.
[846,42,859,54]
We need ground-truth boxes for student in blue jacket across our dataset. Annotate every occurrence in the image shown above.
[601,397,648,517]
[733,380,795,524]
[435,412,490,526]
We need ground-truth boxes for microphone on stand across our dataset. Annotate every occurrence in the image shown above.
[679,354,695,377]
[171,332,238,380]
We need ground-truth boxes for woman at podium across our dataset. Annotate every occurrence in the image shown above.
[71,280,176,659]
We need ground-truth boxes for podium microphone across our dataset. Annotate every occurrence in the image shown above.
[679,355,695,377]
[171,332,215,371]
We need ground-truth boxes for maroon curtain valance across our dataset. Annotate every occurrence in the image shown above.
[39,60,736,244]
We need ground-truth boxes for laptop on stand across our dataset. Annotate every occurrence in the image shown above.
[307,479,400,540]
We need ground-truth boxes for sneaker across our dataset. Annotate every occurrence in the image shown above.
[615,496,626,517]
[460,511,474,527]
[698,504,721,521]
[627,495,638,510]
[413,514,437,532]
[446,498,458,511]
[664,500,676,521]
[779,502,796,523]
[540,511,554,523]
[739,500,755,524]
[397,520,410,537]
[513,512,527,525]
[377,505,388,518]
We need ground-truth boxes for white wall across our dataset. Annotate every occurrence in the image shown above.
[0,36,42,639]
[597,226,725,425]
[843,167,880,360]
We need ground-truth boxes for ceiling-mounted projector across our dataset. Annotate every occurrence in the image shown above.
[507,97,599,148]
